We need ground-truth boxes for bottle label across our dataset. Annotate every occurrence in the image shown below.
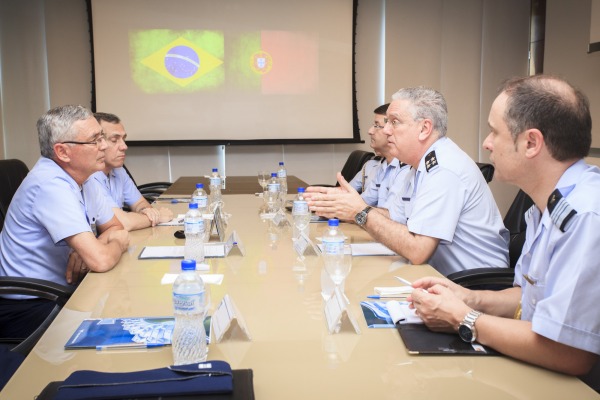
[185,220,204,234]
[292,200,309,214]
[173,292,204,313]
[210,177,221,186]
[267,182,280,192]
[277,170,287,178]
[193,195,208,208]
[322,239,344,255]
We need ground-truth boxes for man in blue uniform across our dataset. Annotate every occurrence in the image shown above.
[348,104,409,207]
[84,112,172,231]
[410,75,599,385]
[0,105,130,338]
[306,87,509,276]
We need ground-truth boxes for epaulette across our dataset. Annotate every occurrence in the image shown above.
[547,189,577,232]
[424,151,438,172]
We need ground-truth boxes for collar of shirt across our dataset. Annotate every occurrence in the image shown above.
[525,159,586,250]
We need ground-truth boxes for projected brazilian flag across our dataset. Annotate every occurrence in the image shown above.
[228,31,318,95]
[131,30,224,93]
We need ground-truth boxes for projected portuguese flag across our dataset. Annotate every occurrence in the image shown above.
[130,30,224,93]
[229,31,318,95]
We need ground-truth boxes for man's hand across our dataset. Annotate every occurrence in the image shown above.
[409,283,472,332]
[304,172,367,220]
[105,229,130,253]
[66,251,89,285]
[412,276,470,302]
[140,206,173,226]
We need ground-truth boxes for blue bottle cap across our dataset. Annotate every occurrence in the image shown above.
[196,183,204,189]
[188,202,199,209]
[181,259,196,271]
[328,218,340,227]
[212,168,218,172]
[297,187,305,193]
[279,161,284,166]
[271,172,277,177]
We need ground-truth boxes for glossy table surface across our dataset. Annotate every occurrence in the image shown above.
[161,175,309,197]
[1,195,598,399]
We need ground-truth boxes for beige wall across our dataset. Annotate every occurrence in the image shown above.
[0,0,539,214]
[545,0,600,149]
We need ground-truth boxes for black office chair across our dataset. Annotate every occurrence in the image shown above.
[503,189,534,269]
[0,159,30,230]
[122,165,172,204]
[0,278,74,390]
[447,189,534,290]
[312,150,375,187]
[476,162,495,183]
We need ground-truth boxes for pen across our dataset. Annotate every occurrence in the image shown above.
[154,198,191,203]
[96,343,166,351]
[367,295,408,299]
[394,276,413,286]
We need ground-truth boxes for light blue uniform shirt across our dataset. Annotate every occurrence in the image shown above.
[87,168,142,209]
[0,158,93,287]
[349,159,381,194]
[396,137,509,276]
[82,176,117,231]
[361,158,410,207]
[514,160,600,355]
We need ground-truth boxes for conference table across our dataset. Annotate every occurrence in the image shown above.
[161,175,309,197]
[2,191,598,398]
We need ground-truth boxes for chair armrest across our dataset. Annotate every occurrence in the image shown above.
[447,268,515,291]
[0,277,74,355]
[0,277,74,306]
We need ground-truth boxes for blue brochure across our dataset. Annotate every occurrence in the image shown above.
[65,317,176,349]
[65,317,213,349]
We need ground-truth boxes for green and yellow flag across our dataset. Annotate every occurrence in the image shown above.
[130,30,224,93]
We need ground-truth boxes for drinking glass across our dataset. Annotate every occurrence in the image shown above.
[257,171,268,191]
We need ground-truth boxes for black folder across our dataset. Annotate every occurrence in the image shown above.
[396,323,499,355]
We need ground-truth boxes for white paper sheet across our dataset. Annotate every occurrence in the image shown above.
[386,300,423,324]
[350,243,396,256]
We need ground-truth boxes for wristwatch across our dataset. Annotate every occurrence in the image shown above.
[458,309,483,343]
[354,206,373,226]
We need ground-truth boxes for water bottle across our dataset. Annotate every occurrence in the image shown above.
[277,161,288,196]
[184,203,204,262]
[292,187,310,239]
[192,183,208,214]
[322,219,346,284]
[172,259,208,365]
[266,172,280,212]
[209,168,222,210]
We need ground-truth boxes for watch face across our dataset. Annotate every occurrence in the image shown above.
[458,324,474,343]
[355,212,366,226]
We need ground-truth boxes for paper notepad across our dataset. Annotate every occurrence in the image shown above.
[350,243,396,256]
[374,286,413,296]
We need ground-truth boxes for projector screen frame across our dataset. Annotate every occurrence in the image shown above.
[85,0,361,147]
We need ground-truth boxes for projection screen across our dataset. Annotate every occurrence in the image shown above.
[89,0,358,145]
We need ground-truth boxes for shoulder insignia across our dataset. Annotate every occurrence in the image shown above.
[547,189,577,232]
[424,151,438,172]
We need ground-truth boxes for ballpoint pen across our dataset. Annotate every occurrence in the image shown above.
[96,343,167,351]
[367,295,408,299]
[394,276,413,286]
[154,198,191,203]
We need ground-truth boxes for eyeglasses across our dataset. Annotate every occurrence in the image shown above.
[383,118,402,128]
[60,133,107,147]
